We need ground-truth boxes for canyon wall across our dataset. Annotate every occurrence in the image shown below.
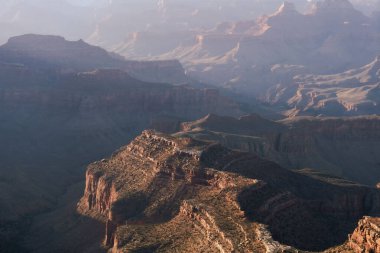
[179,114,380,186]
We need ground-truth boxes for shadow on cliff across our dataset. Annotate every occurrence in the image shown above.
[111,176,199,225]
[200,144,380,251]
[130,245,160,253]
[111,192,150,223]
[237,183,362,251]
[234,168,380,251]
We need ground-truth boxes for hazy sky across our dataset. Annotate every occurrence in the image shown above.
[0,0,378,47]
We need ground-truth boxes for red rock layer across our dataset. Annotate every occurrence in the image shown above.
[349,216,380,253]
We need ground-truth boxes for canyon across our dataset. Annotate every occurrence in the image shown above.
[1,33,379,252]
[113,0,380,117]
[3,1,380,117]
[0,0,380,252]
[0,34,241,252]
[2,1,380,118]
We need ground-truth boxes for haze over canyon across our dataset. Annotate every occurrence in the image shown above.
[0,0,379,253]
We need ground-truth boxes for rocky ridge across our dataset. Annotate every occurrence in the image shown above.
[78,130,380,252]
[78,131,268,252]
[349,216,380,253]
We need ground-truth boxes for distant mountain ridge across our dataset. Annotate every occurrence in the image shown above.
[266,56,380,116]
[2,1,379,117]
[112,0,380,117]
[0,34,190,85]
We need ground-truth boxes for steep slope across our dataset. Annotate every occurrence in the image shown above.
[78,130,380,252]
[178,114,380,186]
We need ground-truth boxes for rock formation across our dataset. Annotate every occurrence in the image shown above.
[78,130,380,252]
[349,216,380,253]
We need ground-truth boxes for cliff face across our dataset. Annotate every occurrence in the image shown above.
[84,169,118,218]
[78,131,380,252]
[179,114,380,186]
[272,117,380,185]
[349,217,380,253]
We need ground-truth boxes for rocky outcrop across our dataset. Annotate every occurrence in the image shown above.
[78,131,269,251]
[349,217,380,253]
[82,169,118,219]
[78,130,380,252]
